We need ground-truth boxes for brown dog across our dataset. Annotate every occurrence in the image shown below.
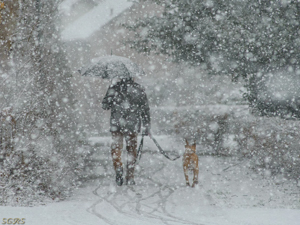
[183,139,199,187]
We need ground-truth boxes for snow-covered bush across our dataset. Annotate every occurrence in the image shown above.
[245,69,300,119]
[0,0,81,206]
[151,106,300,180]
[232,116,300,179]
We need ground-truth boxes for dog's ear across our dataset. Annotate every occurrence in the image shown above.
[185,139,189,146]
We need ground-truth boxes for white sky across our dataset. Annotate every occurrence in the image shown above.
[61,0,133,41]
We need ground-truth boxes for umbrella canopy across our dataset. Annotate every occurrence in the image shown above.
[79,55,145,79]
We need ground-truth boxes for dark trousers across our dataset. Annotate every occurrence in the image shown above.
[111,131,137,181]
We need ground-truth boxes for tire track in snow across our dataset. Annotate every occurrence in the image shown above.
[135,154,203,225]
[116,153,204,224]
[99,163,167,224]
[89,179,151,224]
[86,183,115,225]
[86,198,114,225]
[144,176,203,225]
[87,150,205,225]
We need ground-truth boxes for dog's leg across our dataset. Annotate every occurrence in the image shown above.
[192,160,199,188]
[191,169,199,187]
[183,165,190,186]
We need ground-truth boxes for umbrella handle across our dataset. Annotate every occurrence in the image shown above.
[103,65,109,79]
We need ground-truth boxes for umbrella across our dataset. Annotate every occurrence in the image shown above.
[79,55,145,79]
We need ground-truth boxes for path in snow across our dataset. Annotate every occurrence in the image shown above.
[81,135,300,225]
[1,136,299,225]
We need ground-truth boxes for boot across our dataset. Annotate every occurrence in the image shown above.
[116,167,123,186]
[125,178,135,185]
[125,166,135,185]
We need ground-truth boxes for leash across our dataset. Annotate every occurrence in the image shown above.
[136,133,181,163]
[137,134,144,161]
[149,133,181,161]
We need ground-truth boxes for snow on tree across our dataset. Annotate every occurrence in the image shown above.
[126,0,300,117]
[0,0,80,205]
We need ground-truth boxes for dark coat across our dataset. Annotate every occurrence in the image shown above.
[102,79,151,134]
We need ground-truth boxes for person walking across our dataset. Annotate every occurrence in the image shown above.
[102,77,151,186]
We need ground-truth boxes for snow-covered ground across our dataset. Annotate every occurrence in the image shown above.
[2,1,297,224]
[1,136,299,225]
